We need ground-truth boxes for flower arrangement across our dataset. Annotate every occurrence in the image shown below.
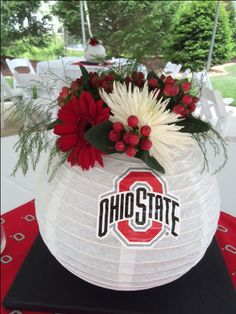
[12,64,227,178]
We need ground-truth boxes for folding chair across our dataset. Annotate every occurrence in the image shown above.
[163,62,182,77]
[5,58,41,93]
[1,73,22,128]
[193,70,234,106]
[196,86,236,137]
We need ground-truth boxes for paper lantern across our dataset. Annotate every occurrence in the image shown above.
[84,43,106,62]
[35,146,220,291]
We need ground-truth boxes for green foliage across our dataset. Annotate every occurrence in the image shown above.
[210,65,236,106]
[11,86,58,176]
[177,116,211,133]
[85,121,116,154]
[47,144,70,182]
[165,1,234,71]
[135,151,165,174]
[193,128,228,174]
[52,0,180,60]
[84,120,165,174]
[1,0,51,56]
[223,0,236,53]
[4,36,64,61]
[79,64,90,90]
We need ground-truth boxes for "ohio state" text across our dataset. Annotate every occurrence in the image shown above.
[98,187,180,238]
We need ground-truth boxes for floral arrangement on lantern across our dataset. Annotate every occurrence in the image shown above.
[12,65,227,178]
[84,37,106,62]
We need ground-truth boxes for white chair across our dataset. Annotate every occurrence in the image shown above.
[196,87,236,218]
[193,70,234,106]
[1,73,22,128]
[163,62,182,77]
[196,86,236,136]
[5,58,41,93]
[178,68,191,79]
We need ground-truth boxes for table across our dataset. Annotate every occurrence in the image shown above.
[37,59,109,81]
[36,58,147,93]
[1,201,236,314]
[36,59,86,92]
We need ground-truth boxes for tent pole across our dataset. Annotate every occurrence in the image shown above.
[83,1,93,38]
[206,0,221,71]
[80,1,86,49]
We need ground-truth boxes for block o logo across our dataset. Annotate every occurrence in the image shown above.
[97,168,180,247]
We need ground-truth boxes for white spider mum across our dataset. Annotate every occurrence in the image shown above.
[100,82,195,169]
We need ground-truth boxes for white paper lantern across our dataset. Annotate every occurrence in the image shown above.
[35,146,220,291]
[84,43,106,62]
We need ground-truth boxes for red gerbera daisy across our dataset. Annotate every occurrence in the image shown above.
[54,91,110,170]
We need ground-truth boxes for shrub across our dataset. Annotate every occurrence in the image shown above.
[3,36,64,61]
[164,1,234,71]
[52,0,181,60]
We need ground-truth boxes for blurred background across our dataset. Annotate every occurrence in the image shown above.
[1,0,236,104]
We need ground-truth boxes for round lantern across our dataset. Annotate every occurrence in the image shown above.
[84,42,106,62]
[35,146,220,291]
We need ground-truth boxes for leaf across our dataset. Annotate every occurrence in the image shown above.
[174,78,188,86]
[46,119,61,130]
[146,71,165,89]
[135,151,165,174]
[147,71,159,80]
[85,121,116,154]
[176,116,211,133]
[79,65,90,90]
[79,64,90,80]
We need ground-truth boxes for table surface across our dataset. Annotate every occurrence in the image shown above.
[36,59,112,72]
[36,58,135,70]
[36,58,147,84]
[1,201,236,314]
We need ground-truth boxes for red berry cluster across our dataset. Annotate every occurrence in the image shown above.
[124,72,145,88]
[148,78,158,89]
[57,78,83,106]
[152,75,199,117]
[162,76,179,97]
[108,115,152,157]
[89,72,114,93]
[57,87,71,106]
[57,72,115,106]
[173,95,199,117]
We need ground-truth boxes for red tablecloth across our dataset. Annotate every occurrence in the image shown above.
[1,201,236,314]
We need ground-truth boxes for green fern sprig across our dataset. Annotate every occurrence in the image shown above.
[47,145,70,182]
[193,126,228,174]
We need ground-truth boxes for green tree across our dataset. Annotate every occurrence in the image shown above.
[164,1,234,71]
[52,0,180,60]
[1,0,51,55]
[223,0,236,50]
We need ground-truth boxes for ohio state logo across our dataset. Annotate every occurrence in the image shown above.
[97,168,180,247]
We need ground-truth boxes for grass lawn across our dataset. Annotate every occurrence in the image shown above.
[210,64,236,106]
[19,49,84,61]
[6,76,13,88]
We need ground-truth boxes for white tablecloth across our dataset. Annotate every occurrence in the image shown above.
[36,58,147,93]
[37,60,112,79]
[36,59,106,91]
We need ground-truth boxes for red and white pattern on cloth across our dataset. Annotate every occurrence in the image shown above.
[72,61,113,67]
[1,201,235,314]
[0,201,52,314]
[215,211,236,288]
